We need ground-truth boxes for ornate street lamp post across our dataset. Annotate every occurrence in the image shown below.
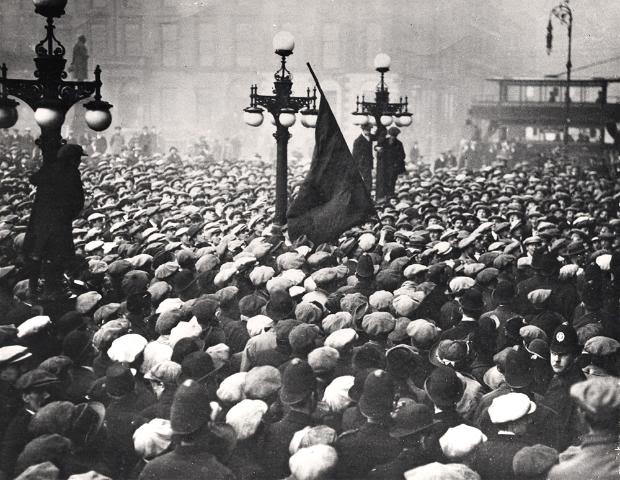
[352,53,412,134]
[243,31,318,226]
[547,0,573,145]
[0,0,113,165]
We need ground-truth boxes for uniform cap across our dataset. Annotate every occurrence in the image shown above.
[358,369,394,418]
[170,380,211,434]
[550,324,580,354]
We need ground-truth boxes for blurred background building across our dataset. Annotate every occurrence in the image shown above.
[1,0,619,160]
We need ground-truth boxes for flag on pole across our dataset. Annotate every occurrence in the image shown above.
[287,77,376,244]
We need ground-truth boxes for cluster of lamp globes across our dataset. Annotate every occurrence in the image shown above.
[243,31,318,130]
[0,0,113,132]
[352,53,412,128]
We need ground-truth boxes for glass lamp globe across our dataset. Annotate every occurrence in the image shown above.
[33,0,67,17]
[0,100,19,129]
[243,108,264,127]
[85,109,112,131]
[273,31,295,55]
[380,115,393,126]
[352,114,369,126]
[395,114,412,127]
[300,109,318,128]
[374,53,391,72]
[34,107,64,129]
[278,109,296,128]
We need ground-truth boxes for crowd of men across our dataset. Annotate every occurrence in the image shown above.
[0,125,619,480]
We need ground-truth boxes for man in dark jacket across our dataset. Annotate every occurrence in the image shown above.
[259,359,317,479]
[139,380,235,480]
[23,144,85,299]
[376,126,405,200]
[470,392,537,479]
[334,370,401,478]
[0,369,58,480]
[541,324,587,450]
[352,124,373,192]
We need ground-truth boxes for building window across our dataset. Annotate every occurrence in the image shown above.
[90,23,107,54]
[323,24,339,69]
[198,23,215,67]
[236,23,251,67]
[123,22,142,56]
[161,23,178,67]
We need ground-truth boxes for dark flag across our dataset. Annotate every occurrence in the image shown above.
[287,88,376,244]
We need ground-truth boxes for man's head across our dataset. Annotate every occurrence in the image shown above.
[549,325,580,375]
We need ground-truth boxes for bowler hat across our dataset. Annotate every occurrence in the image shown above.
[265,289,295,321]
[105,363,135,397]
[459,288,484,313]
[504,348,532,388]
[390,400,435,438]
[356,254,374,278]
[492,281,515,304]
[424,366,464,408]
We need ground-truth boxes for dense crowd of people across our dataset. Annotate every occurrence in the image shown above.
[0,126,619,480]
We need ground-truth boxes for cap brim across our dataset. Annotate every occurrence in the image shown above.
[390,419,437,438]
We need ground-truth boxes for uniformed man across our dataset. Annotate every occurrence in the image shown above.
[334,369,401,478]
[541,324,587,450]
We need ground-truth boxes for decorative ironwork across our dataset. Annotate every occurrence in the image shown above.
[0,6,112,164]
[35,17,66,58]
[352,59,411,126]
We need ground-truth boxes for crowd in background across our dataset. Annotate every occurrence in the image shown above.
[0,126,618,480]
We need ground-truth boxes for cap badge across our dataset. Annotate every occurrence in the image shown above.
[556,332,565,342]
